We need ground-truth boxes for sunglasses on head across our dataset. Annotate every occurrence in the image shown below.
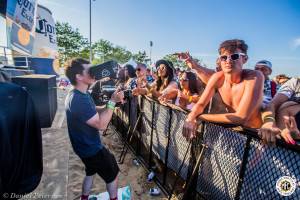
[219,53,246,62]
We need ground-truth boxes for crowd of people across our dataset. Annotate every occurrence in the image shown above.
[62,39,299,200]
[1,39,298,200]
[114,39,299,146]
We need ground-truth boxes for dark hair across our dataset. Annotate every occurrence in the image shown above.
[155,59,174,91]
[116,67,126,85]
[218,39,248,54]
[184,71,199,94]
[124,64,136,78]
[276,74,290,79]
[65,58,90,85]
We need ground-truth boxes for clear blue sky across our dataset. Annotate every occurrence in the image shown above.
[2,0,300,77]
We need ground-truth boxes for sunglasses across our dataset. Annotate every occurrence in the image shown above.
[219,53,246,62]
[255,67,267,71]
[136,68,141,71]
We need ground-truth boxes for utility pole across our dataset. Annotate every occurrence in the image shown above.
[89,0,92,63]
[149,41,153,65]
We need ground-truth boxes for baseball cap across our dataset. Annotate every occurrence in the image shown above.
[256,60,272,70]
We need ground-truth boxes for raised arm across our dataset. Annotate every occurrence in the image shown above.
[176,52,215,84]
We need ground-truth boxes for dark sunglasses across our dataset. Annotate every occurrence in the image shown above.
[219,53,246,62]
[136,68,141,71]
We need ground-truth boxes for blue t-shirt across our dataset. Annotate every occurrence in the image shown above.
[65,89,102,158]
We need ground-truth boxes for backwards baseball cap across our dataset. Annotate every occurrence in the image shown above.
[256,60,272,70]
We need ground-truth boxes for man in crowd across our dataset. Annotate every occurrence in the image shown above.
[254,60,277,109]
[133,63,154,88]
[182,39,264,139]
[274,74,290,87]
[259,77,300,144]
[64,58,124,200]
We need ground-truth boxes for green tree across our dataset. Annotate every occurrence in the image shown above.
[92,39,132,64]
[163,54,187,69]
[133,50,148,63]
[56,21,89,65]
[56,22,149,66]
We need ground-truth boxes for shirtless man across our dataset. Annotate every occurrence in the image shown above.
[182,39,264,139]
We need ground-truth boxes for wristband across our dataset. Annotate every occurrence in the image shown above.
[108,100,116,106]
[106,100,116,110]
[263,116,275,123]
[148,88,154,93]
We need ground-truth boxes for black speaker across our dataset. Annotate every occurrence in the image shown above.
[12,74,57,128]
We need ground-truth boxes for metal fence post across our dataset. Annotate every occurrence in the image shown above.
[148,100,155,168]
[163,107,173,186]
[234,136,252,200]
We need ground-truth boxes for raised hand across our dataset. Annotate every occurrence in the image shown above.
[258,121,281,145]
[182,117,198,140]
[111,90,124,104]
[174,52,192,61]
[281,116,300,144]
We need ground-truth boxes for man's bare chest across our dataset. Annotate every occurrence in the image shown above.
[218,83,245,109]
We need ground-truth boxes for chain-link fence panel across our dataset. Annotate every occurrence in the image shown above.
[140,97,153,150]
[152,103,170,163]
[168,109,190,180]
[239,139,300,200]
[196,123,247,200]
[121,101,130,128]
[129,96,138,130]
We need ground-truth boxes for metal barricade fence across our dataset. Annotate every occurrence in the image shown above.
[196,123,248,199]
[113,96,300,200]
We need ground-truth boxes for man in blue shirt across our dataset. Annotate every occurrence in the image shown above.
[65,58,124,200]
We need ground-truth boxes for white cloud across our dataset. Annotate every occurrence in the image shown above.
[291,37,300,49]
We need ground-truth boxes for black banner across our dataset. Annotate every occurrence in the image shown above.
[89,60,118,80]
[0,0,7,17]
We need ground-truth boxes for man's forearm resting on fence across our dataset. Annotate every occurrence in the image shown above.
[199,113,249,125]
[259,93,290,144]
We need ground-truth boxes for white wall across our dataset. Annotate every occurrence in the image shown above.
[0,16,6,47]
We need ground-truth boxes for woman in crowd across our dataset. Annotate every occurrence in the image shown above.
[115,67,126,87]
[132,59,178,99]
[159,71,201,110]
[124,64,137,89]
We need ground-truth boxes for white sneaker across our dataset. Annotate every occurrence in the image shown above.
[147,171,155,182]
[149,188,161,196]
